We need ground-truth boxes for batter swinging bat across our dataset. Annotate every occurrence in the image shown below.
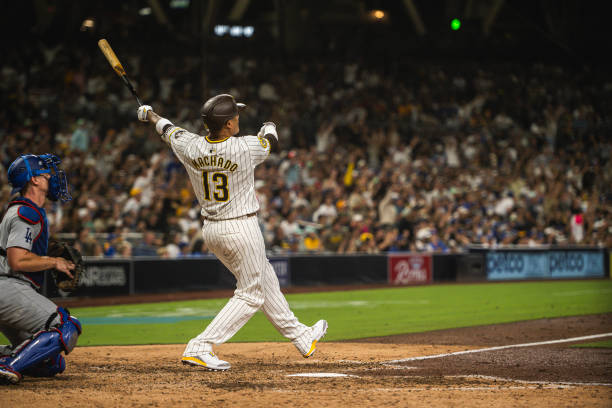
[98,39,142,106]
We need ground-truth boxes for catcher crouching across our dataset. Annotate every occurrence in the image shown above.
[0,154,83,384]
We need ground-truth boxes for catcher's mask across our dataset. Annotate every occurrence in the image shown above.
[7,154,72,202]
[201,94,246,132]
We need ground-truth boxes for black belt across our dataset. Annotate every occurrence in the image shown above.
[0,247,6,257]
[202,212,257,222]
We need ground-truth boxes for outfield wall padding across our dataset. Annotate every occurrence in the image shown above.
[45,248,608,298]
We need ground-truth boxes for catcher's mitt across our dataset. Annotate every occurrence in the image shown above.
[47,240,83,292]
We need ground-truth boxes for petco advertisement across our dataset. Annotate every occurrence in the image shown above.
[486,252,548,280]
[549,251,604,278]
[388,253,432,285]
[487,250,605,280]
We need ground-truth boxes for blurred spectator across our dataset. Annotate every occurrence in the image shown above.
[302,228,323,252]
[73,228,102,257]
[189,239,209,256]
[426,231,450,253]
[163,232,183,258]
[1,40,609,256]
[132,231,159,257]
[70,119,90,152]
[313,195,337,223]
[280,211,301,237]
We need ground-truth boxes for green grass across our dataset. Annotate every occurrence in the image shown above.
[2,280,611,346]
[571,340,612,348]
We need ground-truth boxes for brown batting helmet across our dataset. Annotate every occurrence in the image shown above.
[200,94,246,132]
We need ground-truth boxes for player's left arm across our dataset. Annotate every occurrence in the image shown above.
[259,122,279,152]
[245,122,279,166]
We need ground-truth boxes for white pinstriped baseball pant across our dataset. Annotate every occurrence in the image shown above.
[183,215,314,356]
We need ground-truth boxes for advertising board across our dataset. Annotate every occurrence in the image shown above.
[388,253,432,285]
[51,259,131,297]
[270,258,290,288]
[486,250,605,281]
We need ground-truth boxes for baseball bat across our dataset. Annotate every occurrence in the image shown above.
[97,39,142,106]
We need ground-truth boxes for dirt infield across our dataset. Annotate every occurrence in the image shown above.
[2,314,611,407]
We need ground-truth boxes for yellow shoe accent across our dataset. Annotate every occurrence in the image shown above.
[181,356,207,367]
[304,340,318,358]
[181,353,231,370]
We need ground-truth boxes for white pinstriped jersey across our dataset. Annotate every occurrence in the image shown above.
[161,126,270,220]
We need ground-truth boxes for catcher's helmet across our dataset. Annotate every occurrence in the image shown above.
[201,94,246,132]
[7,154,71,202]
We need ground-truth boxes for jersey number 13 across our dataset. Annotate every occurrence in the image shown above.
[202,171,229,202]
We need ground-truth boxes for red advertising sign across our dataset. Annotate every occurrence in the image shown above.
[388,253,432,285]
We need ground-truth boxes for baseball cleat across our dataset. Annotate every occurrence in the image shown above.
[181,352,231,371]
[303,320,328,358]
[0,364,22,384]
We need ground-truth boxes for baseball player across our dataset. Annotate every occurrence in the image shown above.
[137,94,327,371]
[0,154,82,384]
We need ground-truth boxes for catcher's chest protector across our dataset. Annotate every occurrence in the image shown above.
[7,199,49,288]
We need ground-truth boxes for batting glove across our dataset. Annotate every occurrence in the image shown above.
[258,122,278,141]
[137,105,153,122]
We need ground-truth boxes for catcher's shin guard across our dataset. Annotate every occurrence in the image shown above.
[1,307,81,377]
[22,354,66,377]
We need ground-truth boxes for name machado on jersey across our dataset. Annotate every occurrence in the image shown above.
[191,155,239,172]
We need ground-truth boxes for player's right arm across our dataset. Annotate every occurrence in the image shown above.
[137,106,176,143]
[5,216,73,276]
[7,247,74,276]
[136,105,194,156]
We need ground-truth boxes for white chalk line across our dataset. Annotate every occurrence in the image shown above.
[282,372,611,390]
[272,385,573,393]
[338,360,418,370]
[287,372,358,378]
[448,375,612,388]
[357,364,418,371]
[385,332,612,364]
[380,364,418,370]
[369,385,572,391]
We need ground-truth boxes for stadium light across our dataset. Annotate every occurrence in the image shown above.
[367,9,388,23]
[214,25,229,36]
[451,18,461,30]
[243,26,254,38]
[80,18,95,31]
[170,0,190,8]
[373,10,385,20]
[214,25,255,38]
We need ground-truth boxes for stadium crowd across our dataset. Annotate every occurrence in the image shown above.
[1,43,610,257]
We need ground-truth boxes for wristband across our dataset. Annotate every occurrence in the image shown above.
[155,118,173,135]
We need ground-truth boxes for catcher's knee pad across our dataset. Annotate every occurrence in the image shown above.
[2,307,81,375]
[53,307,82,353]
